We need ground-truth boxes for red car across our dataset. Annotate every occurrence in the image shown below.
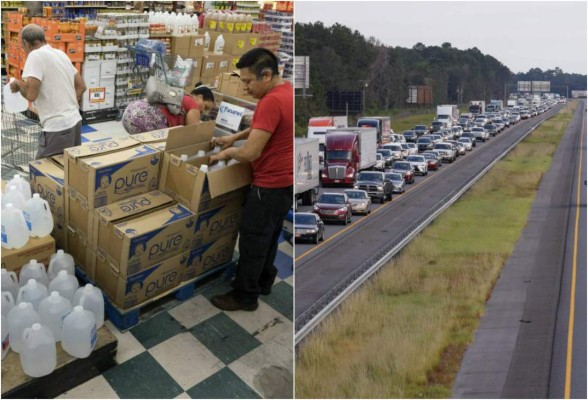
[421,152,440,171]
[391,161,415,184]
[313,192,353,225]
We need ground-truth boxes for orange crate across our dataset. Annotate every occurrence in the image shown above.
[66,42,84,62]
[48,33,84,43]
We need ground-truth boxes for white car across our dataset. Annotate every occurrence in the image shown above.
[457,137,473,151]
[393,134,406,144]
[404,143,418,156]
[406,155,428,175]
[375,153,386,171]
[471,127,489,142]
[380,143,404,160]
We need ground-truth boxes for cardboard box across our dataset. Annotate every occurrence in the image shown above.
[218,71,257,103]
[66,224,93,276]
[96,250,188,309]
[188,34,206,59]
[216,54,231,74]
[171,36,191,58]
[200,52,220,78]
[1,235,55,275]
[158,121,252,212]
[28,158,65,220]
[184,57,204,91]
[184,233,237,281]
[66,42,84,62]
[209,32,250,56]
[93,190,174,250]
[198,75,219,88]
[132,129,169,145]
[191,199,241,249]
[103,203,195,276]
[248,33,260,50]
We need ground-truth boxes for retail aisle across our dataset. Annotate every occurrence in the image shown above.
[55,121,294,399]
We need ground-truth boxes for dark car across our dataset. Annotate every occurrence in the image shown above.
[391,161,415,184]
[416,136,434,152]
[313,193,352,225]
[294,212,325,244]
[421,152,440,170]
[353,171,393,203]
[484,123,498,136]
[430,121,445,133]
[414,125,429,136]
[403,130,418,143]
[376,149,394,166]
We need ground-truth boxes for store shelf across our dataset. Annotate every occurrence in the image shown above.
[64,5,107,8]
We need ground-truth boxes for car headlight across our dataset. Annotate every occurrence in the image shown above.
[338,206,348,212]
[353,184,359,189]
[377,185,383,191]
[306,229,317,234]
[313,206,319,211]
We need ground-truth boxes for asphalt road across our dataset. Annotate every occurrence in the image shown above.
[549,101,587,399]
[295,105,563,320]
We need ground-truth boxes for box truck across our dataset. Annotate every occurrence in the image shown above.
[468,100,485,115]
[356,116,391,145]
[295,138,320,206]
[486,100,504,112]
[321,127,378,186]
[307,116,348,163]
[436,105,459,127]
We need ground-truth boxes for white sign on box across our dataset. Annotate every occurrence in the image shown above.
[215,102,245,132]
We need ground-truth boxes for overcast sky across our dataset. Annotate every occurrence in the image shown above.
[295,1,587,75]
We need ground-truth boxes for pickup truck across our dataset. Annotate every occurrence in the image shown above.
[353,171,393,203]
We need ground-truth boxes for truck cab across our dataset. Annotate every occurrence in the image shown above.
[357,116,391,145]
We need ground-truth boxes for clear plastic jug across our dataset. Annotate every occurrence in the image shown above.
[24,194,54,237]
[2,185,26,210]
[1,269,19,299]
[3,78,29,113]
[7,174,32,201]
[209,160,226,172]
[39,291,72,342]
[20,323,56,377]
[74,284,104,329]
[7,302,40,353]
[61,305,97,358]
[2,292,15,317]
[17,279,48,311]
[1,203,30,249]
[19,259,49,288]
[48,270,79,304]
[2,314,9,359]
[48,250,75,280]
[214,34,225,55]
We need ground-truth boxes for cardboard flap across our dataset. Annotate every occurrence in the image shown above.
[133,129,169,144]
[65,137,139,160]
[165,121,215,151]
[95,191,174,224]
[207,162,252,198]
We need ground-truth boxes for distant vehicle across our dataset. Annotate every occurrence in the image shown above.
[344,189,372,215]
[433,142,457,162]
[436,104,459,127]
[417,136,434,152]
[484,123,498,136]
[357,116,392,145]
[430,121,445,133]
[457,137,474,151]
[403,130,418,143]
[313,192,352,225]
[406,155,429,175]
[376,149,394,166]
[414,125,429,136]
[402,142,418,156]
[461,132,477,146]
[472,127,488,142]
[486,100,503,113]
[384,172,406,193]
[391,161,415,184]
[429,134,443,144]
[295,212,325,244]
[469,100,486,115]
[380,143,404,160]
[507,99,517,109]
[392,134,406,143]
[446,140,466,155]
[307,116,348,163]
[353,171,393,203]
[375,153,386,171]
[421,151,441,170]
[295,138,320,206]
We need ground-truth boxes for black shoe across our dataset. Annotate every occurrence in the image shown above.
[210,292,258,311]
[260,287,272,296]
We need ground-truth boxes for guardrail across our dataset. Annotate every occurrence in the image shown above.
[295,108,561,345]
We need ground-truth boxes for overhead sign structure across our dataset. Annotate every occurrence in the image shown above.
[215,102,245,132]
[407,85,433,105]
[295,56,310,90]
[517,81,532,92]
[531,81,550,93]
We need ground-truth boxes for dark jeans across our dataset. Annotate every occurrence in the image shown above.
[232,185,293,303]
[36,120,82,159]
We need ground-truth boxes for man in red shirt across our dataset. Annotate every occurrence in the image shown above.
[210,48,293,311]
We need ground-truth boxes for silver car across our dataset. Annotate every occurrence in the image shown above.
[381,143,404,160]
[402,143,418,156]
[457,137,473,151]
[384,172,405,193]
[406,155,428,175]
[344,189,372,215]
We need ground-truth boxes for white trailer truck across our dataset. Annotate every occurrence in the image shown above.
[295,138,320,206]
[436,105,459,127]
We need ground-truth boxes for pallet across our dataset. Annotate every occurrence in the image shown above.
[75,261,235,332]
[81,107,119,124]
[1,326,117,399]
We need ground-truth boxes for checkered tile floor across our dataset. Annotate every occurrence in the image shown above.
[3,121,294,399]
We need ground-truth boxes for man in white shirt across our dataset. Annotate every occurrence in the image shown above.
[10,24,87,158]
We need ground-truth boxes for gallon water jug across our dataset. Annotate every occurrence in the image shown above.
[20,259,49,288]
[245,15,253,33]
[7,302,40,353]
[23,194,54,237]
[74,284,104,329]
[1,269,19,299]
[8,174,32,201]
[48,250,75,280]
[2,292,15,317]
[3,78,29,113]
[209,160,226,172]
[2,314,9,359]
[39,291,72,342]
[2,185,26,210]
[48,270,79,304]
[1,203,30,249]
[204,31,210,51]
[214,34,225,55]
[61,305,97,358]
[20,323,56,377]
[17,279,48,311]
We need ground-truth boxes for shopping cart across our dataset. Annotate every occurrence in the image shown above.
[1,106,42,172]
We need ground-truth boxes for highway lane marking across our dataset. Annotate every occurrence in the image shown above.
[564,106,585,399]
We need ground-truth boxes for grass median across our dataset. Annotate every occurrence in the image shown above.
[295,102,576,399]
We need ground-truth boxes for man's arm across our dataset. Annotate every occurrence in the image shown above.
[210,128,271,163]
[212,127,252,149]
[74,72,86,104]
[10,77,41,102]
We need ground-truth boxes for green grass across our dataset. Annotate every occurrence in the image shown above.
[295,102,577,399]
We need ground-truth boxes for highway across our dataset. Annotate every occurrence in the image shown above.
[295,105,563,324]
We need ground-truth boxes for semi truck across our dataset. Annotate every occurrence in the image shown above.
[356,116,391,145]
[321,127,378,187]
[469,100,485,115]
[436,105,459,127]
[295,138,320,206]
[306,116,348,163]
[507,100,517,109]
[486,100,503,112]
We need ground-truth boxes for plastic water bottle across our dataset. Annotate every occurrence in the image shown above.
[1,203,30,249]
[1,269,19,299]
[19,260,49,288]
[39,291,72,342]
[209,160,226,172]
[199,164,209,173]
[23,194,54,237]
[48,270,79,304]
[74,284,104,329]
[2,292,15,317]
[20,323,56,377]
[17,279,48,311]
[8,174,32,201]
[214,34,225,55]
[7,302,40,353]
[3,78,29,113]
[48,250,75,280]
[61,305,97,358]
[2,314,9,359]
[2,185,26,210]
